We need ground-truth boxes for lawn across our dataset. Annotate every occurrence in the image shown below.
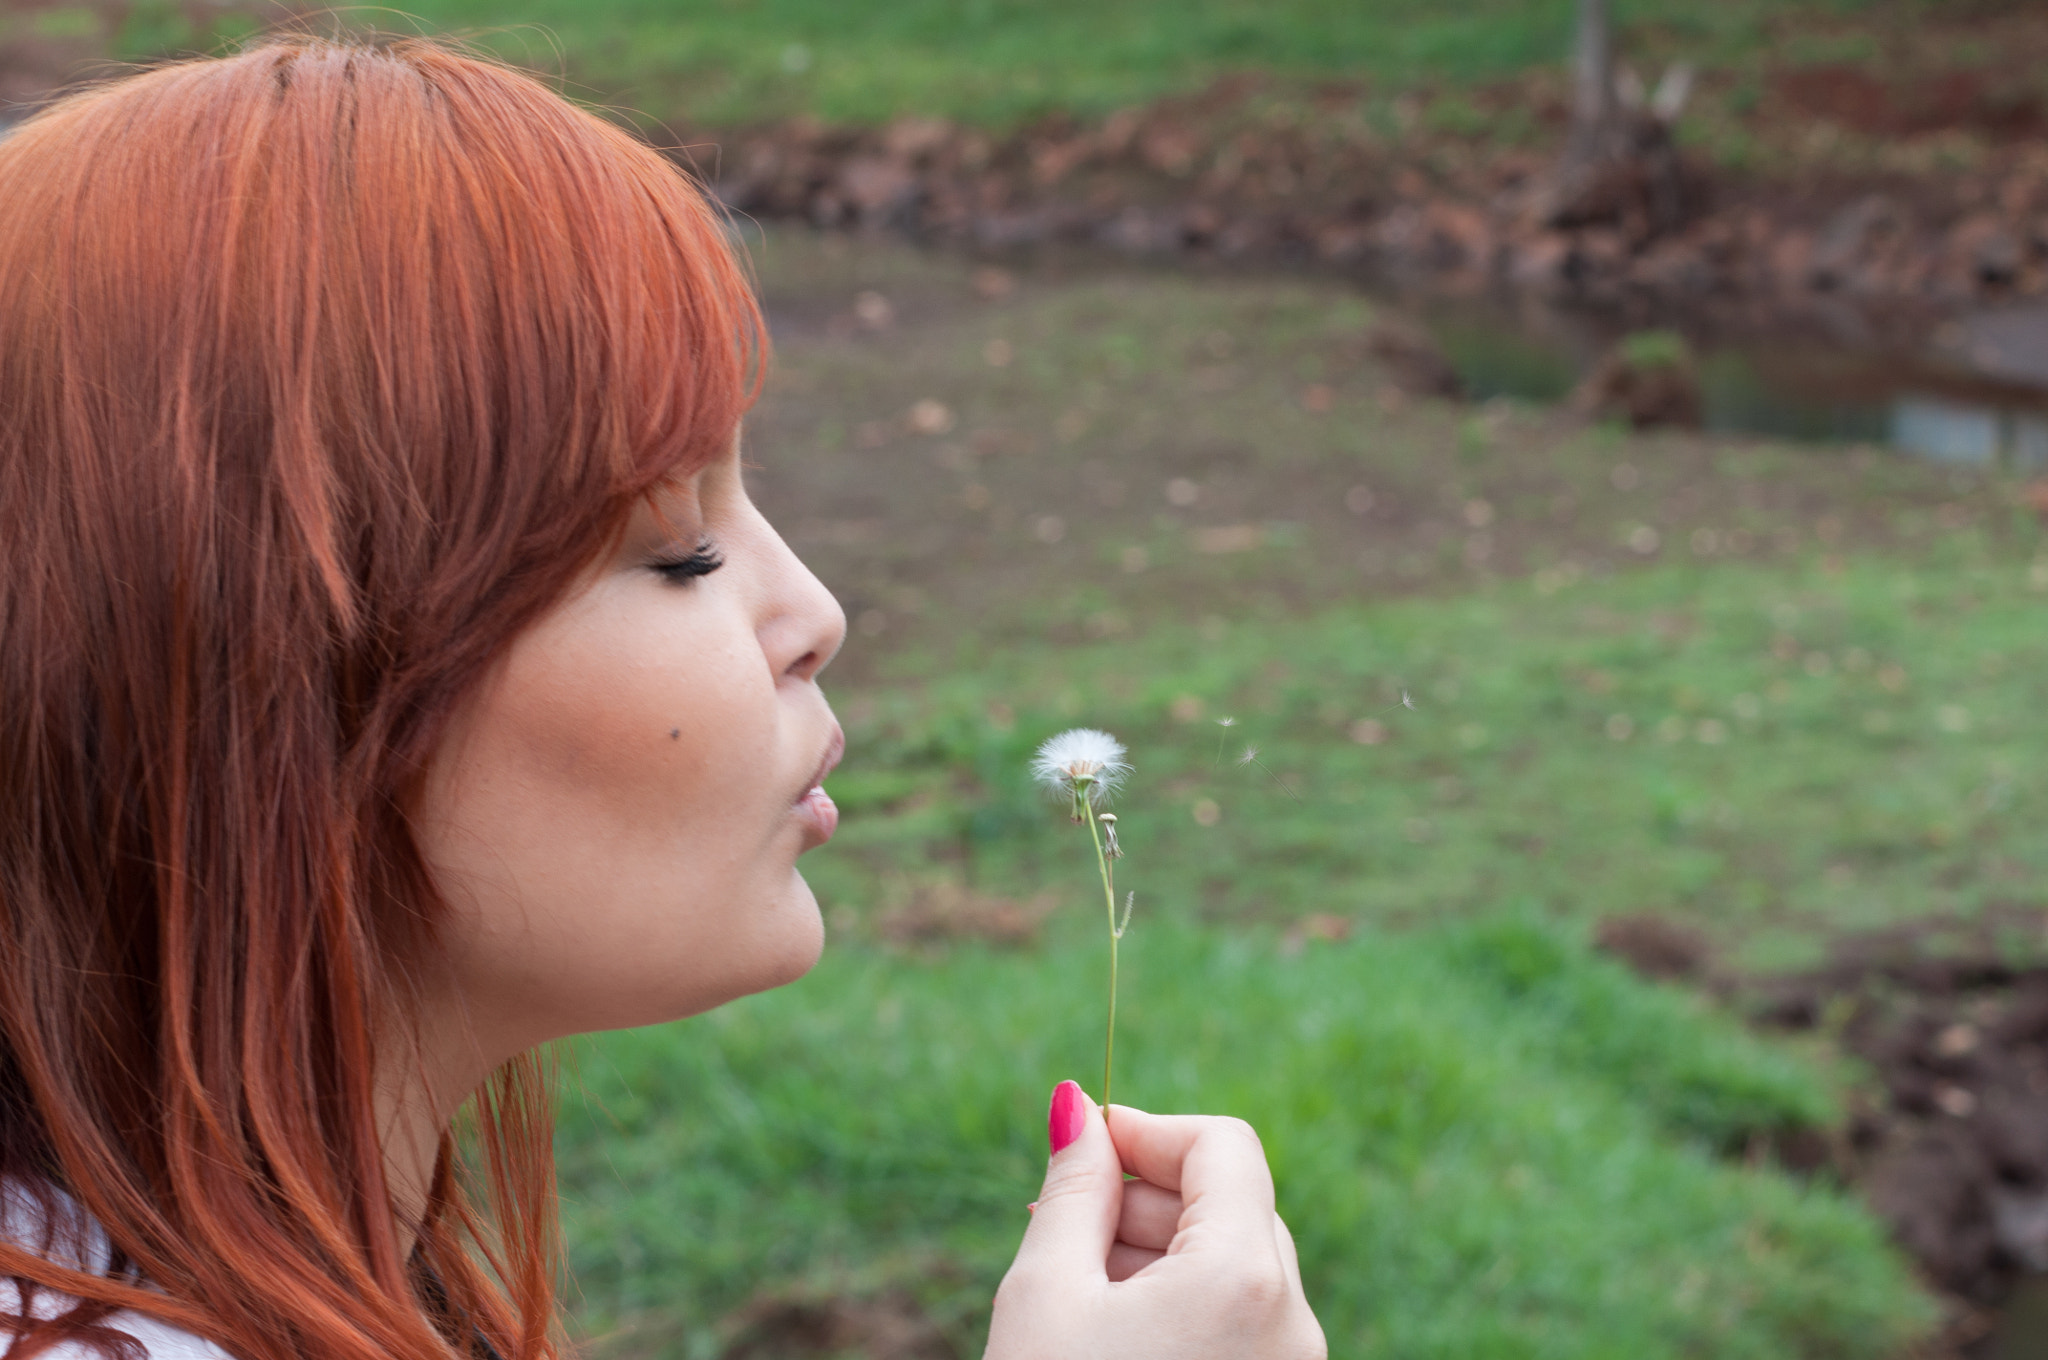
[533,229,2048,1356]
[553,540,2048,1357]
[809,549,2048,974]
[557,910,1930,1359]
[92,0,1910,129]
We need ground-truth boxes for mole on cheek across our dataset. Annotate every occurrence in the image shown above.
[669,729,680,740]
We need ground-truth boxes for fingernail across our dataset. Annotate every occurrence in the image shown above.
[1047,1079,1086,1155]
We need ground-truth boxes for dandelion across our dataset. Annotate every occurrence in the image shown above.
[1213,716,1236,766]
[1033,728,1137,1106]
[1031,727,1129,819]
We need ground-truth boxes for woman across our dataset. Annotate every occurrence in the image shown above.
[0,37,1324,1360]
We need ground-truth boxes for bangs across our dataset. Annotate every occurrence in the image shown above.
[294,37,769,554]
[0,36,767,637]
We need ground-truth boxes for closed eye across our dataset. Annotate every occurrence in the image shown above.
[652,541,725,584]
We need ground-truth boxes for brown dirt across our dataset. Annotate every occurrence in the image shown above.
[737,224,2040,687]
[688,9,2048,343]
[1600,910,2048,1355]
[703,90,2048,344]
[1774,65,2045,142]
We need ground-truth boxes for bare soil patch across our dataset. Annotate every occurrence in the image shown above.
[1601,910,2048,1356]
[692,10,2048,343]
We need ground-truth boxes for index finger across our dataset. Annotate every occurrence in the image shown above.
[1103,1106,1277,1234]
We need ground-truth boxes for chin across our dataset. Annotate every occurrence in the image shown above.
[541,876,829,1038]
[759,868,827,987]
[686,869,826,1017]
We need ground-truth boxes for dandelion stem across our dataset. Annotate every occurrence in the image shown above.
[1083,800,1121,1109]
[1249,754,1301,803]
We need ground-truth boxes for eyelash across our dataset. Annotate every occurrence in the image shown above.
[652,542,725,584]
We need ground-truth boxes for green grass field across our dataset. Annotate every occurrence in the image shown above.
[89,0,1909,130]
[813,549,2048,973]
[558,910,1931,1359]
[554,540,2048,1357]
[530,230,2045,1358]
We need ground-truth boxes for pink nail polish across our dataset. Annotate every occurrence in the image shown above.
[1047,1080,1086,1154]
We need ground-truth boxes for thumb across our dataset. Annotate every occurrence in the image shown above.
[1011,1080,1121,1282]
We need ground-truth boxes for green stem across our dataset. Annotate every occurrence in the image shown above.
[1083,806,1119,1109]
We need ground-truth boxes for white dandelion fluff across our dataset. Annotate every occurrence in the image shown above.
[1030,729,1139,1105]
[1031,728,1131,806]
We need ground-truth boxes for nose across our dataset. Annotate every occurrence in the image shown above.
[752,512,845,685]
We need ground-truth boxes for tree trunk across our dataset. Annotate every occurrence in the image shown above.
[1534,0,1694,238]
[1569,0,1616,160]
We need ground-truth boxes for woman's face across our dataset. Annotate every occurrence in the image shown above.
[411,438,846,1061]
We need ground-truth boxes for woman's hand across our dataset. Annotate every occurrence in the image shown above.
[985,1082,1327,1360]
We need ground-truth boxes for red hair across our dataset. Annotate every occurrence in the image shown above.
[0,35,763,1360]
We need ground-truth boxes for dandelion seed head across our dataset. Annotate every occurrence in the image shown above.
[1031,727,1131,804]
[1216,716,1236,728]
[1401,690,1416,710]
[1237,744,1259,766]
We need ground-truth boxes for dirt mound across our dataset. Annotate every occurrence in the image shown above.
[1602,912,2048,1352]
[1748,922,2048,1305]
[693,22,2048,346]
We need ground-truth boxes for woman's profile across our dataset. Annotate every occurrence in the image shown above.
[0,36,1324,1360]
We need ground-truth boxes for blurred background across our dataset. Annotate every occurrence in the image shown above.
[10,1,2048,1355]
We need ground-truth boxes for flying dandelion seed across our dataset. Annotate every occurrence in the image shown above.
[1236,743,1301,803]
[1359,690,1417,718]
[1213,716,1236,766]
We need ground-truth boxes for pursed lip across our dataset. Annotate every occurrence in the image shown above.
[793,722,845,850]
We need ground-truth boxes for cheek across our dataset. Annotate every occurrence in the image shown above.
[485,615,772,895]
[418,594,811,1042]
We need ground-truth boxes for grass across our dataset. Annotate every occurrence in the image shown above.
[2,5,2024,1349]
[809,547,2048,974]
[95,0,1906,130]
[557,911,1930,1359]
[534,227,2048,1356]
[549,541,2048,1358]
